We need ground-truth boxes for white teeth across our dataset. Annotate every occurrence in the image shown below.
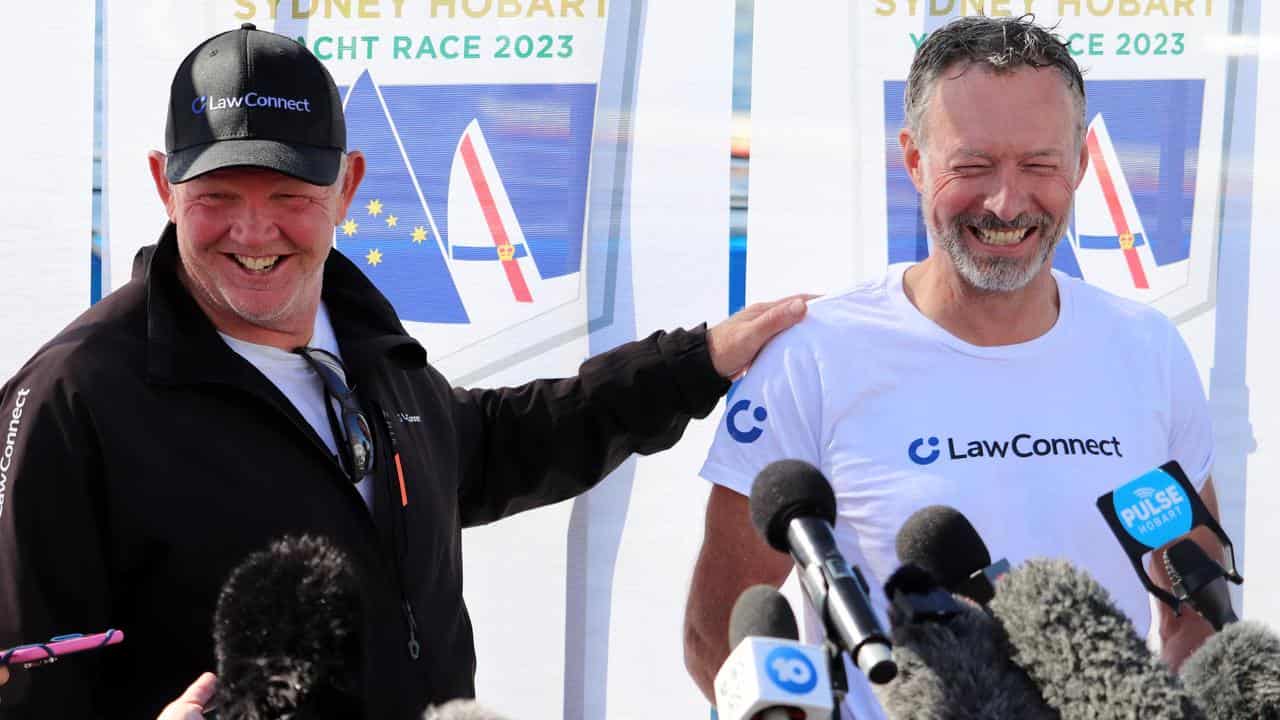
[976,228,1028,246]
[234,255,280,271]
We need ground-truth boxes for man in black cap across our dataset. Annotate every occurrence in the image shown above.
[0,24,807,718]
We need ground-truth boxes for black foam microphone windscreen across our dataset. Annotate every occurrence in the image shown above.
[212,535,365,720]
[1164,538,1238,631]
[728,585,800,648]
[749,459,836,552]
[748,459,896,683]
[988,558,1204,720]
[896,505,995,605]
[875,587,1057,720]
[1181,620,1280,720]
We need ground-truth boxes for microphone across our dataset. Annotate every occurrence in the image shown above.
[422,699,511,719]
[1164,539,1238,631]
[1096,461,1242,617]
[714,585,833,720]
[749,460,896,684]
[874,565,1057,720]
[211,535,365,720]
[895,505,1008,606]
[882,563,963,627]
[987,558,1204,720]
[1180,620,1280,720]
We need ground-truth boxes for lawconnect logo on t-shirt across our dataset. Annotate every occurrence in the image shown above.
[192,92,313,114]
[907,433,1124,466]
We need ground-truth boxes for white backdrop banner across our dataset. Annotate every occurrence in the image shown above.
[0,4,95,379]
[103,1,733,718]
[69,0,1278,716]
[749,0,1267,631]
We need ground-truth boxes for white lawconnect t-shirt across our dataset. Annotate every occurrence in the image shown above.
[700,264,1214,720]
[219,302,374,510]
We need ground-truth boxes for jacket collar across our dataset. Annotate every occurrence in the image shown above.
[141,223,427,386]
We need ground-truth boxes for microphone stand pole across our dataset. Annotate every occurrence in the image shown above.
[826,639,848,720]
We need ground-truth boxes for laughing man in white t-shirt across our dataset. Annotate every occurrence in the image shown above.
[683,15,1220,720]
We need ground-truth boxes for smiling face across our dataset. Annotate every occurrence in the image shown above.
[148,151,364,346]
[901,63,1088,293]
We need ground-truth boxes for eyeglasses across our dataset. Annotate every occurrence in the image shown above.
[294,347,374,482]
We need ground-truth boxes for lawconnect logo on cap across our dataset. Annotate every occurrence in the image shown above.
[192,92,313,115]
[1110,467,1192,548]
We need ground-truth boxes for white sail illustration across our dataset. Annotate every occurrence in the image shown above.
[1070,113,1188,303]
[444,119,579,335]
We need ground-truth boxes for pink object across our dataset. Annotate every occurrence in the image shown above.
[1,630,124,668]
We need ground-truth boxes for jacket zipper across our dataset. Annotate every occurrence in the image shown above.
[378,404,421,660]
[403,599,421,660]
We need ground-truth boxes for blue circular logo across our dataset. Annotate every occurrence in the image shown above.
[1111,468,1192,548]
[726,398,767,444]
[908,436,941,465]
[764,647,818,694]
[191,95,208,114]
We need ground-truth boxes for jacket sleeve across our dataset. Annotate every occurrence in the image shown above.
[0,364,111,717]
[452,325,730,527]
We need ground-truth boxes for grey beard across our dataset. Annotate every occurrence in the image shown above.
[930,213,1065,293]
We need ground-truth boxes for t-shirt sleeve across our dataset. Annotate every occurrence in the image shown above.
[699,325,823,497]
[1164,322,1214,491]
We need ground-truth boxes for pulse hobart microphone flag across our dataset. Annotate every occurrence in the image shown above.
[1180,620,1280,720]
[212,535,365,720]
[715,585,834,720]
[988,558,1203,720]
[895,505,1009,606]
[875,565,1056,720]
[748,460,896,684]
[1096,460,1241,616]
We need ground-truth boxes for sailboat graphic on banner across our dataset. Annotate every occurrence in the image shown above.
[446,119,580,334]
[1068,113,1186,303]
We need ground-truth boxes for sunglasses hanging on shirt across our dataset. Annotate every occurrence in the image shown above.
[294,346,375,483]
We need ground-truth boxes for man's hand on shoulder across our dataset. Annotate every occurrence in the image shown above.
[707,295,815,381]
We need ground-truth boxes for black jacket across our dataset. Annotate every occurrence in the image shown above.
[0,225,728,719]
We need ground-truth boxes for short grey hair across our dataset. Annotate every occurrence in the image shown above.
[904,15,1086,149]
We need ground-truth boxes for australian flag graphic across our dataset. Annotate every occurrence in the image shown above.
[337,70,596,327]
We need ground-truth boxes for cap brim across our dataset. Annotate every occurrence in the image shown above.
[166,138,342,185]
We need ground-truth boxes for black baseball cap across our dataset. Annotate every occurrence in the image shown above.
[164,23,346,185]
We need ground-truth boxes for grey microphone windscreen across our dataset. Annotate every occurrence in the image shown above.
[875,590,1056,720]
[728,585,799,648]
[989,558,1203,720]
[1181,620,1280,720]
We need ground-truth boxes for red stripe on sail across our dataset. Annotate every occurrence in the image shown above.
[459,133,533,303]
[1086,128,1149,290]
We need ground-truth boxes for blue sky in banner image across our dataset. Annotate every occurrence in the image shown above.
[339,71,596,325]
